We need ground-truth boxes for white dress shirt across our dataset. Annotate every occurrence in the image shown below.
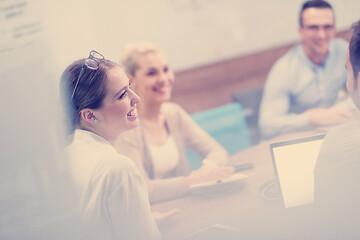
[65,129,161,240]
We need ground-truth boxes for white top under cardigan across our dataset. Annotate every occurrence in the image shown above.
[64,129,161,240]
[148,135,180,179]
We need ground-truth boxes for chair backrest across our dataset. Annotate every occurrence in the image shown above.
[232,86,263,145]
[186,102,252,170]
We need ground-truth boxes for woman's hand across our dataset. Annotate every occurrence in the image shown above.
[152,208,180,225]
[186,163,235,186]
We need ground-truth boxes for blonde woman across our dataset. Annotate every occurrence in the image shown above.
[117,43,234,203]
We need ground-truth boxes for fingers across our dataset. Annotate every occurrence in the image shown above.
[187,163,236,186]
[329,108,354,124]
[330,107,353,116]
[225,166,236,174]
[214,166,235,179]
[307,107,354,125]
[218,166,235,175]
[152,208,181,224]
[337,109,353,118]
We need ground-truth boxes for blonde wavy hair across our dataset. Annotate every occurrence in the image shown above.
[120,42,161,76]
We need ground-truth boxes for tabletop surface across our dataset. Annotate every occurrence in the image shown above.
[151,129,329,239]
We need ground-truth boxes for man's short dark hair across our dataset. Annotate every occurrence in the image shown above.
[349,20,360,81]
[299,0,333,27]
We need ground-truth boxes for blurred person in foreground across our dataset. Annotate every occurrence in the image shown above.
[60,50,161,239]
[314,19,360,233]
[116,42,234,204]
[259,0,355,139]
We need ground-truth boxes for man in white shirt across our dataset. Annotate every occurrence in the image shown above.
[259,0,355,139]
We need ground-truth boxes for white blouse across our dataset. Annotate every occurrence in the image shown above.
[65,129,160,240]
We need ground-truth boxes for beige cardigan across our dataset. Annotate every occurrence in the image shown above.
[115,102,228,203]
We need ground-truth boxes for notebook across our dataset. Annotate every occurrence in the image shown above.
[270,134,326,208]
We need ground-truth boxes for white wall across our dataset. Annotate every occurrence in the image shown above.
[44,0,360,75]
[1,0,78,237]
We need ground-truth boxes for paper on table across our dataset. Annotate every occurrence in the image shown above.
[190,173,248,190]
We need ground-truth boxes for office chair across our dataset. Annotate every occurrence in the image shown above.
[186,102,252,170]
[231,86,263,145]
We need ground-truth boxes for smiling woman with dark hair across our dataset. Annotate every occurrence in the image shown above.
[60,50,160,239]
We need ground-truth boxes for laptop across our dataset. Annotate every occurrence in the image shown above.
[269,134,326,208]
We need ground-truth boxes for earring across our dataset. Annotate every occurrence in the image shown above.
[93,119,98,123]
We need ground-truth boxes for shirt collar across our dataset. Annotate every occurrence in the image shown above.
[73,129,112,147]
[298,40,335,71]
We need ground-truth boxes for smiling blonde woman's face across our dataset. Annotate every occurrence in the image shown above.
[131,51,174,105]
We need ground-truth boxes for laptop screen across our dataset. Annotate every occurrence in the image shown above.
[270,134,326,208]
